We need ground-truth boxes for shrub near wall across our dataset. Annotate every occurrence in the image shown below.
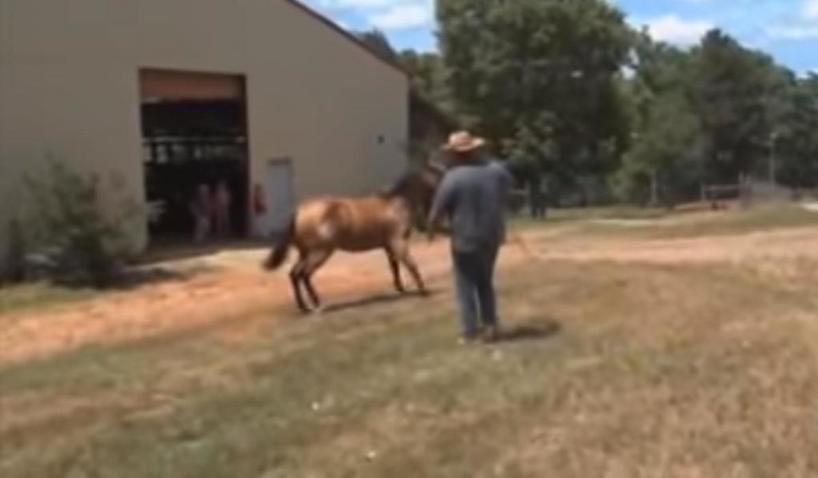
[23,159,145,287]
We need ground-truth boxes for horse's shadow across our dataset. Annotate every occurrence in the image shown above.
[323,289,438,314]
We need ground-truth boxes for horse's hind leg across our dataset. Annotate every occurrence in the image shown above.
[289,253,310,313]
[385,247,405,293]
[302,249,333,311]
[393,240,427,295]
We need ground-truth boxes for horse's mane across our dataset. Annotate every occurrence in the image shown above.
[382,162,445,200]
[382,172,414,199]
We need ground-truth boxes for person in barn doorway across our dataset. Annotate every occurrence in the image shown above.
[190,183,212,243]
[427,131,514,344]
[213,180,233,239]
[252,183,268,237]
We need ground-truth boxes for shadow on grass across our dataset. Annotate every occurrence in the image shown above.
[37,263,215,293]
[323,289,441,314]
[1,264,215,315]
[135,238,272,266]
[498,320,562,344]
[111,264,213,291]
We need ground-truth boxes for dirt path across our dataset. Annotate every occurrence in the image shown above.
[4,226,818,366]
[0,240,495,365]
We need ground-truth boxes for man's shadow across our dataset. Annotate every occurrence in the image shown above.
[496,320,561,343]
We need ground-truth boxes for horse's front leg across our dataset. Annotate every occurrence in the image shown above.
[385,247,405,293]
[302,249,334,312]
[392,240,427,295]
[289,258,310,313]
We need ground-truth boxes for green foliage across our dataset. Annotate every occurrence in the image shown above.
[437,0,633,182]
[398,50,455,114]
[367,9,818,206]
[775,75,818,188]
[23,159,144,287]
[618,92,704,205]
[614,27,818,205]
[356,29,398,63]
[615,36,705,206]
[685,30,790,183]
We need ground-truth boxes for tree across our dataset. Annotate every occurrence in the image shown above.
[436,0,634,197]
[685,30,790,184]
[616,90,704,206]
[357,29,454,116]
[775,74,818,189]
[357,29,398,63]
[617,28,807,205]
[398,50,454,113]
[615,33,705,206]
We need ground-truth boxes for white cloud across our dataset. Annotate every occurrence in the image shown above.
[763,0,818,41]
[313,0,390,8]
[766,25,818,40]
[310,0,434,31]
[369,3,432,30]
[797,68,818,78]
[804,0,818,21]
[634,15,713,46]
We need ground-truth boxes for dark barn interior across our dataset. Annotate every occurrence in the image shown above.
[140,70,249,244]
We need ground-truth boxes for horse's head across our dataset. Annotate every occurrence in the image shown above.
[387,162,446,215]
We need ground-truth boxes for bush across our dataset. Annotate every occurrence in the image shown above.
[23,159,145,287]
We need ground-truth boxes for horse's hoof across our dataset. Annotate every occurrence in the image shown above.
[311,305,326,315]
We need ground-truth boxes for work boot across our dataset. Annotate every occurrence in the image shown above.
[482,325,500,344]
[458,333,481,346]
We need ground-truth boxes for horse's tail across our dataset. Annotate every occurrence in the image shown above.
[263,214,295,271]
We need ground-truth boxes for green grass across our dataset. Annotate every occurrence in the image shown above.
[0,282,95,316]
[3,253,818,476]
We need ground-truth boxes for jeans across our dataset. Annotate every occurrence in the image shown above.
[452,244,500,337]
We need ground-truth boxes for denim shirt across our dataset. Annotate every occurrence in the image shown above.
[429,160,513,252]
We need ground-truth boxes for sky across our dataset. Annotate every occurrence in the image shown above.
[302,0,818,74]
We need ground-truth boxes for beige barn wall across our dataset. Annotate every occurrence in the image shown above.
[0,0,408,271]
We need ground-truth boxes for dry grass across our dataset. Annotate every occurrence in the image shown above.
[544,204,818,240]
[3,207,818,476]
[0,283,95,316]
[636,204,816,238]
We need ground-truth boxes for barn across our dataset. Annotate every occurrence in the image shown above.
[0,0,410,269]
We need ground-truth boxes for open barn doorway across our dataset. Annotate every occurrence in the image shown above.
[140,69,250,246]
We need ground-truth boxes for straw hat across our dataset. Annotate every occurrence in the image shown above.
[442,130,486,154]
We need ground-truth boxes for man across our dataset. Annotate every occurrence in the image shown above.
[428,131,514,343]
[529,176,547,220]
[213,180,232,239]
[190,183,212,243]
[252,183,268,237]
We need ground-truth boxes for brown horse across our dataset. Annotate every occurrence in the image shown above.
[263,164,444,313]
